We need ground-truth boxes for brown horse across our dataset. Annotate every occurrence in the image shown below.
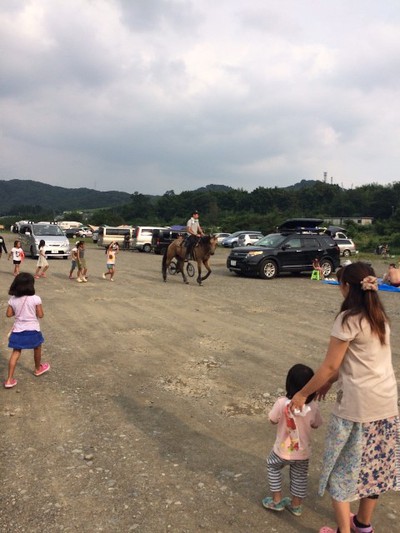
[162,235,218,285]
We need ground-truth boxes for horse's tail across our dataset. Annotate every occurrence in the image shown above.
[162,246,168,281]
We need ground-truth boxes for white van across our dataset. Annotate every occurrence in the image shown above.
[97,226,133,248]
[131,226,170,253]
[57,221,82,231]
[18,222,70,258]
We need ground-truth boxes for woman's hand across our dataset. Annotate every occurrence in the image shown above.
[316,381,333,401]
[288,391,308,414]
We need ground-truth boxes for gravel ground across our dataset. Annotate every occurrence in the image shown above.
[1,238,399,533]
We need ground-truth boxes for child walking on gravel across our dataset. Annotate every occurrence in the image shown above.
[34,240,49,278]
[8,239,24,276]
[4,272,50,389]
[69,241,78,279]
[76,241,88,283]
[262,364,322,516]
[102,241,119,281]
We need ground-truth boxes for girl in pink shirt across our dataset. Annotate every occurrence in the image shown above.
[4,272,50,389]
[262,364,322,516]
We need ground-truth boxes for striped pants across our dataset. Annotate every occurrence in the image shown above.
[266,450,309,498]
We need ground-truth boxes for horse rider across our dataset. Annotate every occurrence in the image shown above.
[185,210,204,259]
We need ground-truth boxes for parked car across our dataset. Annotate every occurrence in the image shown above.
[63,225,92,238]
[334,237,357,257]
[131,226,170,253]
[18,222,70,259]
[222,230,263,248]
[214,232,231,245]
[237,232,264,247]
[152,229,184,254]
[226,219,340,279]
[75,226,93,238]
[64,227,81,238]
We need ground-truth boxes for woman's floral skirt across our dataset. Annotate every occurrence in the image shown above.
[319,414,400,501]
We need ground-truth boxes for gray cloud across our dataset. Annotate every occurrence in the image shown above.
[1,0,400,195]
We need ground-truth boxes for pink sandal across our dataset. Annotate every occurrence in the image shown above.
[34,362,50,376]
[4,379,17,389]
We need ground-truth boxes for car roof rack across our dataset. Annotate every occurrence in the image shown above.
[277,218,328,235]
[280,226,328,235]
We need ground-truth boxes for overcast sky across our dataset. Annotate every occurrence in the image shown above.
[1,0,400,195]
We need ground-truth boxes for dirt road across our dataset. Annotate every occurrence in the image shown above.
[1,240,399,532]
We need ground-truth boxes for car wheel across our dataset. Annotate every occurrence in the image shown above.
[143,243,152,253]
[259,259,278,279]
[343,249,351,257]
[320,259,333,277]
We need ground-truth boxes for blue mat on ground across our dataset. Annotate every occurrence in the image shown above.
[323,279,400,292]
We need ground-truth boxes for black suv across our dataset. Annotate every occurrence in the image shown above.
[226,218,340,279]
[152,229,185,254]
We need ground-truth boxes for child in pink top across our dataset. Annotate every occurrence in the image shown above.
[4,273,50,389]
[262,364,322,516]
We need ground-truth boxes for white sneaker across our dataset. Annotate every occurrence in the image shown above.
[102,273,106,279]
[77,278,83,283]
[110,278,114,282]
[82,277,88,282]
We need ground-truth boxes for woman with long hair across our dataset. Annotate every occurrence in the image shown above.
[290,262,399,533]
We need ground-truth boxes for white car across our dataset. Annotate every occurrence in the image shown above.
[237,232,264,247]
[334,237,357,257]
[76,227,93,238]
[215,232,231,245]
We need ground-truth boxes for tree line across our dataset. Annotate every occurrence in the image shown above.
[2,181,400,252]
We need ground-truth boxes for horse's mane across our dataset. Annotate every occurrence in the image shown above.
[199,235,211,244]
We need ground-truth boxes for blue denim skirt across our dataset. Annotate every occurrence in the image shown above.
[8,330,44,350]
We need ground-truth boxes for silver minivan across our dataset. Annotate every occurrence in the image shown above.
[131,226,169,252]
[18,222,70,258]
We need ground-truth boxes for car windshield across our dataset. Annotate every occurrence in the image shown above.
[33,224,65,236]
[255,233,287,247]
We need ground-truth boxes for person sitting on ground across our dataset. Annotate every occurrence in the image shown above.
[312,258,324,277]
[185,210,204,259]
[382,263,400,287]
[381,243,389,258]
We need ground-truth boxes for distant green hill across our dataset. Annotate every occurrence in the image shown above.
[0,179,131,214]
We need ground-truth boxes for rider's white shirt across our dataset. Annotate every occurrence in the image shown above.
[187,217,200,234]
